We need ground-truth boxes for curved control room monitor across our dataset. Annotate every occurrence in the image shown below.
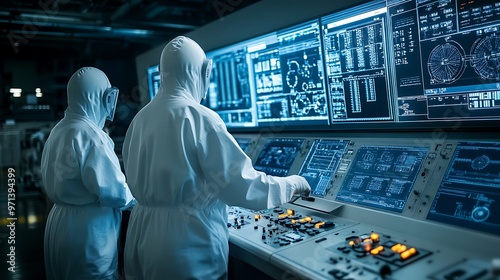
[148,0,500,131]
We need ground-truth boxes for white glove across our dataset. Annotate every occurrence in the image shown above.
[288,175,311,197]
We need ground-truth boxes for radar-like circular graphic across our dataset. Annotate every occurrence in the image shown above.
[428,41,465,84]
[471,206,490,222]
[471,155,490,170]
[470,34,500,80]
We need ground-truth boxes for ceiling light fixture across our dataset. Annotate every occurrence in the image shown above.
[10,88,22,97]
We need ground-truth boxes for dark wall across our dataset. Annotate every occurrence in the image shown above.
[1,55,140,136]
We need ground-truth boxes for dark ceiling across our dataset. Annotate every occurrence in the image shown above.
[0,0,261,61]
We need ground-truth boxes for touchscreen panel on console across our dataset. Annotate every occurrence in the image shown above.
[427,141,500,235]
[298,139,349,197]
[254,138,305,177]
[336,145,427,212]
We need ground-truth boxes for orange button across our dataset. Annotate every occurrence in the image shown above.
[370,245,384,255]
[314,221,325,229]
[400,247,417,260]
[391,244,407,253]
[370,233,380,242]
[278,213,288,219]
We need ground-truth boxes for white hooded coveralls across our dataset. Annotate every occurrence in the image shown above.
[41,67,135,280]
[122,36,309,280]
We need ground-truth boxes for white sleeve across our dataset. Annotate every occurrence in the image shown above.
[81,144,135,209]
[197,126,298,210]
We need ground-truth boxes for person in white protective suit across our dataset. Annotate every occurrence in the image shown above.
[122,36,311,280]
[41,67,136,280]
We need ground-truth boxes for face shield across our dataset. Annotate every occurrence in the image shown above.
[104,86,119,121]
[201,59,213,100]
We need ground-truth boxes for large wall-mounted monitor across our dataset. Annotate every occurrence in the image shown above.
[145,0,500,130]
[388,0,500,124]
[205,19,329,128]
[147,64,160,100]
[427,141,500,235]
[204,38,258,127]
[321,1,393,123]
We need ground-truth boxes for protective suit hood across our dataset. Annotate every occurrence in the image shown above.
[158,36,210,103]
[66,67,113,128]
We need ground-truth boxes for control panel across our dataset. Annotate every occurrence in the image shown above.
[227,205,356,260]
[272,223,494,280]
[227,131,500,280]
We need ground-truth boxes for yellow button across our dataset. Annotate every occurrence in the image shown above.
[391,244,407,253]
[400,247,417,260]
[370,233,380,242]
[287,209,295,215]
[391,244,401,252]
[370,246,384,255]
[278,213,288,219]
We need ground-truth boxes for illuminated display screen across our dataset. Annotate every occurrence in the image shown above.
[205,20,329,128]
[147,64,160,100]
[146,0,500,129]
[427,141,500,235]
[322,2,393,123]
[250,20,329,126]
[206,41,257,127]
[336,145,427,212]
[254,138,305,177]
[298,139,349,197]
[389,0,500,122]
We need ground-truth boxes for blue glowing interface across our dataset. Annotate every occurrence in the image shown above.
[234,137,252,153]
[427,141,500,235]
[336,145,427,212]
[254,138,305,177]
[205,19,328,127]
[147,65,160,100]
[147,0,500,128]
[298,139,349,197]
[322,1,392,122]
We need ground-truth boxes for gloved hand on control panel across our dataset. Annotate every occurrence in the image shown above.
[288,175,311,198]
